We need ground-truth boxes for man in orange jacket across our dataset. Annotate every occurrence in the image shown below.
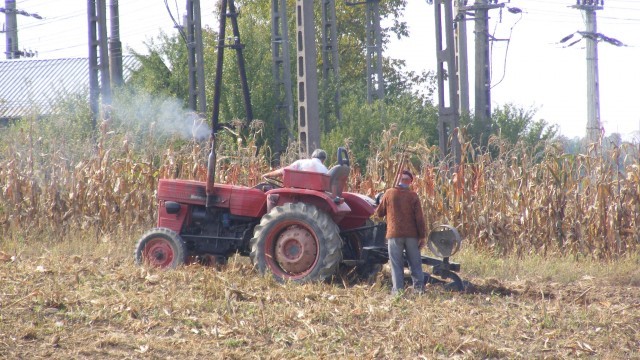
[374,170,426,295]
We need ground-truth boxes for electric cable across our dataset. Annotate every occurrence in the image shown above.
[491,8,522,90]
[164,0,187,44]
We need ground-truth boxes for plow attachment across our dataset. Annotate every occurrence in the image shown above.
[358,223,465,292]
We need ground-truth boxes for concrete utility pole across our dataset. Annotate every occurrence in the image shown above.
[88,0,111,129]
[454,0,470,116]
[97,0,111,105]
[321,0,341,125]
[295,0,321,156]
[572,0,603,144]
[433,0,461,164]
[4,0,17,59]
[347,0,384,104]
[271,0,294,159]
[185,0,206,113]
[87,0,100,131]
[108,0,123,87]
[462,0,503,147]
[3,0,41,59]
[88,0,100,130]
[365,0,384,104]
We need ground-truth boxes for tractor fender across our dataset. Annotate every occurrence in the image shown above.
[265,188,351,223]
[338,192,377,230]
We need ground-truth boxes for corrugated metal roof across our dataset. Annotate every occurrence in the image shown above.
[0,56,139,119]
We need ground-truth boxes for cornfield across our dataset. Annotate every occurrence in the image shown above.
[1,119,638,259]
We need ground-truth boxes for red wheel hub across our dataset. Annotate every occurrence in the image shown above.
[143,238,174,268]
[273,225,318,275]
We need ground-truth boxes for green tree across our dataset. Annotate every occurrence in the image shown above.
[127,32,190,103]
[492,104,557,146]
[124,0,446,165]
[463,103,557,154]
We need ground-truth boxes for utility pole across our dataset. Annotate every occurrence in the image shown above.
[320,0,341,126]
[454,0,470,117]
[346,0,384,104]
[97,0,111,105]
[474,0,491,142]
[88,0,100,130]
[271,0,294,159]
[3,0,41,59]
[457,0,503,147]
[211,0,253,128]
[4,0,17,59]
[186,0,206,113]
[108,0,123,87]
[295,0,321,156]
[433,0,461,164]
[365,0,384,104]
[572,0,603,144]
[88,0,111,129]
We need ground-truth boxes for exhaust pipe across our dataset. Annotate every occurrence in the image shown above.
[206,135,216,208]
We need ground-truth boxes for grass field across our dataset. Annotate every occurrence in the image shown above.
[1,232,638,359]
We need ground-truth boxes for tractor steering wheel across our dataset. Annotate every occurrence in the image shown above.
[261,175,283,188]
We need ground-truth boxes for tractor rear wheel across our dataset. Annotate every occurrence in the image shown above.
[135,228,187,269]
[250,203,342,283]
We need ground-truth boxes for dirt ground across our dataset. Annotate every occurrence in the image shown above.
[1,250,639,359]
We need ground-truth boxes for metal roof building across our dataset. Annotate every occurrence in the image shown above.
[0,56,139,121]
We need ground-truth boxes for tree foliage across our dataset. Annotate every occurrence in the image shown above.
[124,1,556,167]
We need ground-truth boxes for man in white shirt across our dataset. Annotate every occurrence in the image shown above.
[263,149,328,179]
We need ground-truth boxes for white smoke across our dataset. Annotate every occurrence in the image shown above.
[111,90,212,141]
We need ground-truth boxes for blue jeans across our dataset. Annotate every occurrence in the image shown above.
[388,237,424,294]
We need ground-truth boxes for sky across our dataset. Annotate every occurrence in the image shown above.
[386,0,640,140]
[6,0,640,140]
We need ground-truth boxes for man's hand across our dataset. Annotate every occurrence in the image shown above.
[418,238,426,250]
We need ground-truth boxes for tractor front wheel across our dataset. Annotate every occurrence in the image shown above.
[250,203,342,283]
[135,228,187,269]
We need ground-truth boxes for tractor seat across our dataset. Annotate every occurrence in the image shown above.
[326,164,350,200]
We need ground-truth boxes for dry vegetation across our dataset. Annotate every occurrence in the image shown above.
[1,119,639,358]
[2,122,639,258]
[1,239,639,359]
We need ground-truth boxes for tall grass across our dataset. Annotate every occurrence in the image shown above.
[1,112,638,259]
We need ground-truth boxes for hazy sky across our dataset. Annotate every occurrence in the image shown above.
[389,0,640,140]
[8,0,640,140]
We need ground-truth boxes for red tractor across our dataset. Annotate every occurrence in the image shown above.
[134,145,464,289]
[135,148,384,281]
[134,0,464,289]
[135,147,385,282]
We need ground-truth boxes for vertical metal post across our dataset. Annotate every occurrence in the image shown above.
[271,0,294,158]
[295,0,321,156]
[321,0,341,125]
[434,0,461,164]
[365,0,384,103]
